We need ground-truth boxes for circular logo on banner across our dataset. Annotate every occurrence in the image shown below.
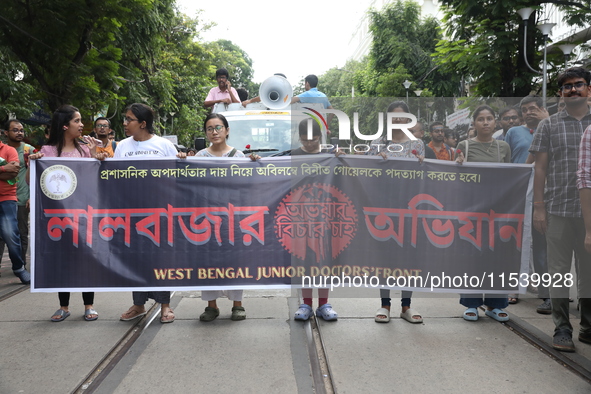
[274,183,357,262]
[40,165,77,200]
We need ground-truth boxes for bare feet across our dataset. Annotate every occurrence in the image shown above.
[160,305,175,323]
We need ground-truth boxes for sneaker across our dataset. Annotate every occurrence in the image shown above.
[13,267,30,285]
[536,299,551,315]
[553,329,575,352]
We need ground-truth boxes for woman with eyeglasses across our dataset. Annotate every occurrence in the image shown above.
[116,103,186,324]
[28,104,107,322]
[456,105,511,322]
[196,113,258,322]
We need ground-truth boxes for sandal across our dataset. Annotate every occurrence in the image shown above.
[553,329,575,352]
[160,308,175,324]
[485,308,509,322]
[375,307,390,323]
[199,307,219,322]
[316,303,338,321]
[463,308,478,321]
[84,308,99,321]
[400,308,423,324]
[231,306,246,321]
[120,307,147,321]
[50,309,70,322]
[294,304,314,321]
[508,294,519,304]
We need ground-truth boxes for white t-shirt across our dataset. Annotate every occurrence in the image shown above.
[114,135,178,158]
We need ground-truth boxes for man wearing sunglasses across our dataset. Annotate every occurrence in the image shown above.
[531,66,591,353]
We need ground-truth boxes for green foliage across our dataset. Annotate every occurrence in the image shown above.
[0,1,258,148]
[367,0,460,98]
[435,0,591,98]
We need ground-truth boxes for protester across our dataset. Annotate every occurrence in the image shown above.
[28,105,107,321]
[116,103,186,324]
[505,96,550,309]
[367,101,424,324]
[196,113,258,322]
[204,68,240,108]
[93,117,117,157]
[456,105,511,322]
[532,66,591,352]
[291,119,338,321]
[0,120,35,265]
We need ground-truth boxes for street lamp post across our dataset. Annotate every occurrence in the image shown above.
[170,112,176,134]
[517,7,556,109]
[558,44,577,68]
[403,80,412,102]
[414,89,423,121]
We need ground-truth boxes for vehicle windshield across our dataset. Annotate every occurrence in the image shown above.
[225,115,297,156]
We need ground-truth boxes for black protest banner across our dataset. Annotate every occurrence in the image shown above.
[31,156,532,293]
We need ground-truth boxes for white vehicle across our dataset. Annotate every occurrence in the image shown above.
[208,75,327,156]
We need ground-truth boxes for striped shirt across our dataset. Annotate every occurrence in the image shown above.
[530,107,591,217]
[577,124,591,190]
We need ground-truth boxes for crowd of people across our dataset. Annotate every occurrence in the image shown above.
[1,66,590,355]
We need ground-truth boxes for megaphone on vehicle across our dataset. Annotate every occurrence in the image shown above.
[259,75,292,109]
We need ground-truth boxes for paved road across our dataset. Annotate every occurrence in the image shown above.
[1,259,591,394]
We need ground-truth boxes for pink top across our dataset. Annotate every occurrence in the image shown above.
[40,144,91,158]
[205,86,240,103]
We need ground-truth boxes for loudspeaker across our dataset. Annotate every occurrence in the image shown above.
[259,75,292,109]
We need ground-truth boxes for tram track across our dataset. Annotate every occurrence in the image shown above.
[0,284,29,303]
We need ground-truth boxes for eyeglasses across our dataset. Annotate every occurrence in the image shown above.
[9,129,24,133]
[96,124,110,129]
[123,117,139,124]
[206,125,225,133]
[559,82,588,92]
[502,116,520,121]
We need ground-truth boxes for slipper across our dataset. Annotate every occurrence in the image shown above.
[316,303,338,321]
[120,307,147,321]
[294,304,314,321]
[84,308,99,321]
[508,294,519,304]
[463,308,478,321]
[231,306,246,321]
[51,309,70,322]
[553,329,575,352]
[160,308,175,324]
[400,308,423,324]
[485,308,509,322]
[375,307,390,323]
[199,307,219,322]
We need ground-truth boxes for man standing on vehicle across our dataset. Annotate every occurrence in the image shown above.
[291,74,333,110]
[204,68,241,108]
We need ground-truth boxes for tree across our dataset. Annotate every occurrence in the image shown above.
[435,0,591,98]
[366,0,461,98]
[205,39,257,99]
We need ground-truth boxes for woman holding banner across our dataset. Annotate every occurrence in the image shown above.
[456,104,511,322]
[116,103,186,324]
[196,113,259,322]
[367,101,424,324]
[29,104,107,322]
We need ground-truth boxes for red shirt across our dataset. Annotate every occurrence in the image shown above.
[0,142,18,202]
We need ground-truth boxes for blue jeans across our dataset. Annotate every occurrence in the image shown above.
[0,201,25,271]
